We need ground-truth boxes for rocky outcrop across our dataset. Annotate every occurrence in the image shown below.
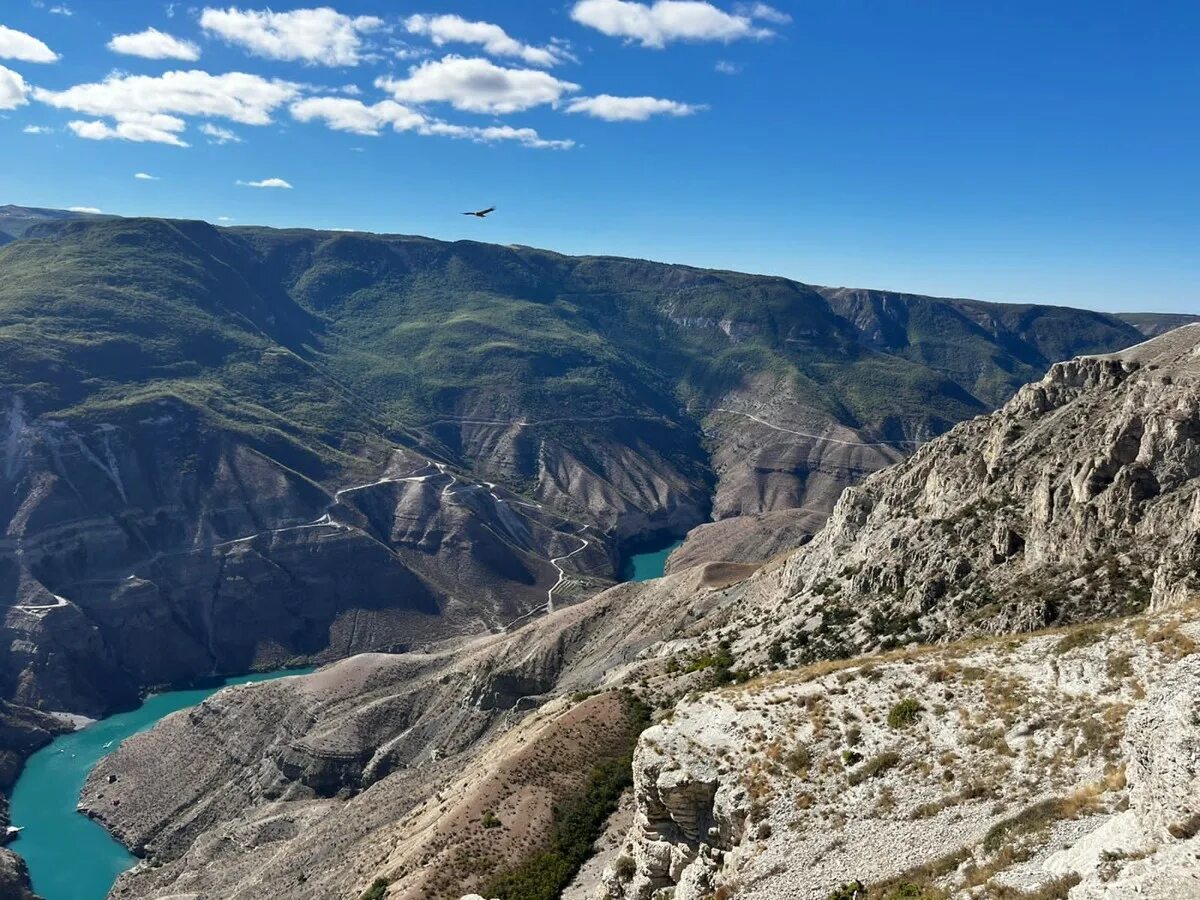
[598,326,1200,898]
[604,602,1200,899]
[0,848,35,900]
[740,326,1200,663]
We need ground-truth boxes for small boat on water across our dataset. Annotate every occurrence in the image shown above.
[102,741,113,749]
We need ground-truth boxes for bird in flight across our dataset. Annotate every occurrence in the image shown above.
[463,207,496,218]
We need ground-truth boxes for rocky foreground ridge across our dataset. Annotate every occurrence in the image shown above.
[71,326,1200,899]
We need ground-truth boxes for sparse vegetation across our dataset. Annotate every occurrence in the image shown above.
[484,694,651,900]
[847,751,901,786]
[359,878,390,900]
[888,699,922,728]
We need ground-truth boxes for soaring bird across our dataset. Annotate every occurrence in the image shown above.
[463,207,496,218]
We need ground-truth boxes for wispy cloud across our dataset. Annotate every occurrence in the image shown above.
[200,7,384,66]
[237,177,293,188]
[200,122,242,144]
[23,124,53,134]
[570,0,783,48]
[0,24,59,62]
[376,56,579,114]
[714,59,741,74]
[134,172,160,180]
[565,94,705,121]
[67,206,101,213]
[109,28,201,61]
[738,3,791,25]
[403,14,571,68]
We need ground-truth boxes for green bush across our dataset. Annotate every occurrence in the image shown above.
[848,751,901,786]
[888,698,922,729]
[482,809,502,829]
[828,880,865,900]
[359,878,390,900]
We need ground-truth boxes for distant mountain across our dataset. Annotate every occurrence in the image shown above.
[0,204,105,239]
[1117,311,1200,337]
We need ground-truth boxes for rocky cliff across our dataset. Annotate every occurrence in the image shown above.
[599,325,1200,898]
[735,325,1200,667]
[605,601,1200,899]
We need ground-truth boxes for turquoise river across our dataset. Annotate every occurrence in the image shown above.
[10,669,314,900]
[8,538,681,900]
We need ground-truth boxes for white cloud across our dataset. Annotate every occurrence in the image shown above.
[23,124,52,134]
[291,95,573,148]
[0,65,28,110]
[0,25,59,62]
[376,56,579,114]
[69,113,190,147]
[200,122,242,143]
[67,206,101,213]
[134,172,159,180]
[569,0,779,48]
[739,3,790,25]
[109,28,201,61]
[36,69,299,124]
[237,177,293,188]
[199,6,384,66]
[403,14,569,68]
[565,94,705,121]
[714,59,740,74]
[49,5,74,16]
[427,122,574,150]
[217,216,233,221]
[290,96,425,136]
[36,69,300,148]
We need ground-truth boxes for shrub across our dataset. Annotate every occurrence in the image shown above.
[784,744,811,775]
[1055,627,1103,654]
[847,752,900,786]
[888,698,922,728]
[359,878,390,900]
[829,880,866,900]
[842,750,864,767]
[614,855,636,881]
[482,809,502,829]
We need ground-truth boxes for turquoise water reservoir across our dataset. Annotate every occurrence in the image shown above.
[10,668,313,900]
[622,536,684,582]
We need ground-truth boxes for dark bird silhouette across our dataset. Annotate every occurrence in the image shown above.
[463,207,496,218]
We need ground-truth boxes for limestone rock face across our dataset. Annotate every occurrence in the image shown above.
[748,325,1200,662]
[605,604,1200,899]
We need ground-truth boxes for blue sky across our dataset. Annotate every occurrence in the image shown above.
[0,1,1196,313]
